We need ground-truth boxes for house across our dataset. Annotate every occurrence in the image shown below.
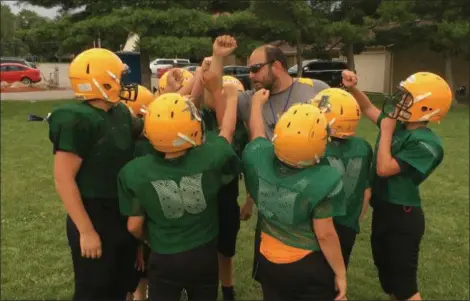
[339,46,469,94]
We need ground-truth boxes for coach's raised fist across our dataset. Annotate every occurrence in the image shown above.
[213,35,237,57]
[252,88,270,104]
[342,70,358,88]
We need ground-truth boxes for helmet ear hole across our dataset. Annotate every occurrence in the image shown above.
[103,83,112,90]
[86,64,90,74]
[340,105,344,115]
[171,111,174,118]
[421,106,429,112]
[287,121,291,128]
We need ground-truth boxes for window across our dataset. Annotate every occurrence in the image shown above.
[8,65,27,71]
[0,65,8,72]
[158,59,175,65]
[235,67,249,75]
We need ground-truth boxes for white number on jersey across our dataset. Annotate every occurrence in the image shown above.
[151,173,206,219]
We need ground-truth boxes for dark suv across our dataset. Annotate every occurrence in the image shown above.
[223,65,251,90]
[288,59,348,87]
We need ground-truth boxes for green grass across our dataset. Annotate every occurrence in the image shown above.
[1,100,469,300]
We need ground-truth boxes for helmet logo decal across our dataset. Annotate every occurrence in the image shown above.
[77,83,92,92]
[317,95,332,113]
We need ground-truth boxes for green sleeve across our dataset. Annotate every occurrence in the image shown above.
[375,112,387,129]
[48,109,92,158]
[313,180,346,219]
[204,133,240,171]
[242,137,273,200]
[117,168,145,216]
[395,140,443,176]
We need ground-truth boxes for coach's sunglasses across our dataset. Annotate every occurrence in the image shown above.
[248,60,274,73]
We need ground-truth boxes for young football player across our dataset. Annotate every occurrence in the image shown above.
[121,84,156,301]
[242,88,347,301]
[342,70,452,300]
[117,85,240,301]
[199,72,248,300]
[312,88,373,267]
[48,48,142,301]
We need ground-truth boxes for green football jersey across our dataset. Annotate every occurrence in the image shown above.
[370,113,444,207]
[48,101,136,199]
[322,137,373,233]
[118,132,240,254]
[242,137,345,252]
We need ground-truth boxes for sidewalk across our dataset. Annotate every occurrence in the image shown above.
[0,89,75,101]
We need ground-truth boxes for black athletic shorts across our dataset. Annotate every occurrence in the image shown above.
[333,221,357,268]
[258,250,336,301]
[217,177,240,258]
[370,200,425,300]
[66,198,140,301]
[147,239,219,301]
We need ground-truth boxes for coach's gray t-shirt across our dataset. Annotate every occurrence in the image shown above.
[237,78,330,139]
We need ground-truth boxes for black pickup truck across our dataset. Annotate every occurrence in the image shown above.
[288,59,348,88]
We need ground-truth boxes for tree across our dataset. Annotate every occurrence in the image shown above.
[375,0,470,106]
[325,0,382,71]
[0,4,30,57]
[250,0,331,76]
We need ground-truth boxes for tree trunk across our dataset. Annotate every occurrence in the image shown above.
[140,48,151,90]
[346,44,355,72]
[444,52,457,107]
[296,37,303,77]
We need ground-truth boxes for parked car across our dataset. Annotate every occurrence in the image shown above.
[223,65,251,90]
[0,63,42,85]
[288,59,348,87]
[182,64,199,73]
[0,57,37,69]
[149,58,191,76]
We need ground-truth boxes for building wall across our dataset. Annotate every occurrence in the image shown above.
[392,47,469,94]
[343,50,388,93]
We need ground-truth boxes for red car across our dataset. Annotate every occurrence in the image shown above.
[0,63,41,85]
[157,66,172,79]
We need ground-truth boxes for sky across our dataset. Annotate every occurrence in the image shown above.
[2,0,60,18]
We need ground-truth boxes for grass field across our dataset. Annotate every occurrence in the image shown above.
[1,99,469,300]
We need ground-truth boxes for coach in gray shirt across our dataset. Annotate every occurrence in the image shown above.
[238,45,330,283]
[238,45,330,140]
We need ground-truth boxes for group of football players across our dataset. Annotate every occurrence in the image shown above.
[47,34,452,301]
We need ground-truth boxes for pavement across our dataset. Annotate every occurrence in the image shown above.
[1,89,76,101]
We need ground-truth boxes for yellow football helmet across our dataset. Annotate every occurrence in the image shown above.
[223,75,245,92]
[158,68,194,94]
[144,93,203,153]
[311,88,360,138]
[384,72,452,123]
[273,103,329,168]
[68,48,137,103]
[122,85,155,117]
